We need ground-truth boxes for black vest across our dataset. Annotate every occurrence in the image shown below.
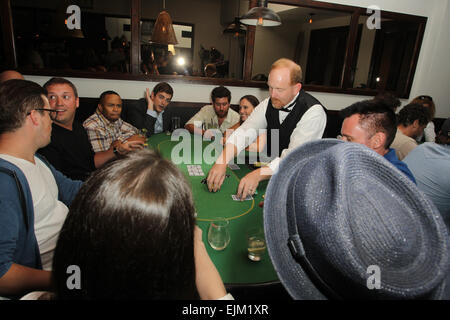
[265,89,324,157]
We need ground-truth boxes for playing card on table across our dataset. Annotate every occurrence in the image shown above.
[232,194,253,201]
[187,165,204,176]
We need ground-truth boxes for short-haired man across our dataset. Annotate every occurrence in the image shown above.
[185,86,240,135]
[207,59,327,200]
[391,103,430,160]
[127,82,174,136]
[0,80,82,298]
[0,70,24,83]
[404,118,450,217]
[83,90,145,153]
[38,78,126,181]
[340,99,416,183]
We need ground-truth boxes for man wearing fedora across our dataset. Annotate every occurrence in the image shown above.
[340,99,416,183]
[404,118,450,219]
[207,58,327,200]
[264,139,450,299]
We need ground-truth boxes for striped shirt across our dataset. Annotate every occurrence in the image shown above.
[83,109,138,152]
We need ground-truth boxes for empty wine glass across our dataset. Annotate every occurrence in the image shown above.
[207,218,230,251]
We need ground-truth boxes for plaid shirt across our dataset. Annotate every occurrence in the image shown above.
[83,109,138,152]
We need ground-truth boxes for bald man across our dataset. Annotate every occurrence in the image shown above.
[0,70,24,83]
[207,58,327,200]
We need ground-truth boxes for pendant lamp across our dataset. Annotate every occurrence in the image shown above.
[151,1,178,45]
[240,0,281,27]
[223,17,247,37]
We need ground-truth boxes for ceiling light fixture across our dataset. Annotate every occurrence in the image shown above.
[240,0,281,27]
[151,0,178,45]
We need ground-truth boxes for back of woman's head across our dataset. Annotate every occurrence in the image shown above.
[53,149,198,299]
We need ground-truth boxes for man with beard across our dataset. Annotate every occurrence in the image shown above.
[207,59,327,200]
[185,86,240,136]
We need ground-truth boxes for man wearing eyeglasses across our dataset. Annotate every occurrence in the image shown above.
[38,78,129,181]
[207,59,327,200]
[0,79,82,299]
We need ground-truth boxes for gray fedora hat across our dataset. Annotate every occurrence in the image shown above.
[264,139,450,300]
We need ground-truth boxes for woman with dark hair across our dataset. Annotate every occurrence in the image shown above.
[237,95,260,124]
[224,95,266,152]
[23,149,229,300]
[410,95,436,142]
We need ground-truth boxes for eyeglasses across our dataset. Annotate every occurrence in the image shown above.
[27,108,59,120]
[418,95,433,101]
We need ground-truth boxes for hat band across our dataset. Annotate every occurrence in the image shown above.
[287,234,342,300]
[286,172,342,300]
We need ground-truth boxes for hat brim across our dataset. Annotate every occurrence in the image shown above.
[264,139,343,299]
[264,139,450,299]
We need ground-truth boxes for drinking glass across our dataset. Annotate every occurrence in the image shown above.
[208,218,230,251]
[247,228,266,261]
[206,118,218,130]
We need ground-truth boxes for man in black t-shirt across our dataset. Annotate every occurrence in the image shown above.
[38,78,135,180]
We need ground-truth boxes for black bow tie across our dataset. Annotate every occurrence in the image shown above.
[279,101,296,113]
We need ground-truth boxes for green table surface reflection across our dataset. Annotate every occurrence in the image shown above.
[147,132,278,284]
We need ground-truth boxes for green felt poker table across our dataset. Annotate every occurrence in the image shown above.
[146,132,279,286]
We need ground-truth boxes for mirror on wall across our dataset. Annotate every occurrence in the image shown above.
[351,14,421,95]
[251,1,425,98]
[10,0,248,79]
[140,19,194,76]
[252,3,352,86]
[11,0,132,73]
[4,0,426,98]
[140,0,246,79]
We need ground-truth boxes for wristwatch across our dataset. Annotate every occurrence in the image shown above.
[113,146,119,155]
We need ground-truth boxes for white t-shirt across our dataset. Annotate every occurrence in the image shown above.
[0,154,68,271]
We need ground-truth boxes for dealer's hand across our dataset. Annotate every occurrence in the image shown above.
[207,163,227,193]
[236,169,263,201]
